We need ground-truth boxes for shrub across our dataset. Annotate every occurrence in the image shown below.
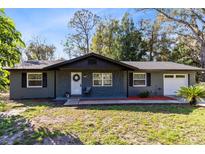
[0,86,9,93]
[177,85,205,105]
[138,91,150,98]
[0,101,6,112]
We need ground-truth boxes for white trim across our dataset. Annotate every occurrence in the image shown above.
[163,73,188,95]
[93,73,102,87]
[163,74,188,79]
[27,72,43,88]
[133,72,147,87]
[164,74,174,78]
[175,74,186,78]
[71,72,82,95]
[92,73,112,87]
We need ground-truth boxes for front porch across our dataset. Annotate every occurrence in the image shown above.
[63,96,184,106]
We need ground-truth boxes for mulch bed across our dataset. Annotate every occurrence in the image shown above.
[127,96,176,100]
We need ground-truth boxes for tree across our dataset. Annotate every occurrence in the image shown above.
[139,18,160,61]
[154,9,205,68]
[118,13,147,61]
[138,14,172,61]
[91,13,147,61]
[90,21,105,55]
[25,36,56,60]
[63,36,75,59]
[0,9,25,91]
[64,9,100,57]
[91,18,120,59]
[171,37,200,66]
[155,33,172,61]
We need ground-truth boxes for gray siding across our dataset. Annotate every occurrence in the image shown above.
[128,71,196,96]
[56,70,71,97]
[9,69,196,99]
[189,72,196,85]
[10,71,55,99]
[82,71,127,98]
[56,70,127,98]
[60,57,126,70]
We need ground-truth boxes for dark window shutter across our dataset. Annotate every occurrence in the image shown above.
[188,74,190,86]
[43,73,47,88]
[22,73,27,88]
[129,72,133,86]
[147,73,151,86]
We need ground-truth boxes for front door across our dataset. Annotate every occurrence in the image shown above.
[71,72,82,95]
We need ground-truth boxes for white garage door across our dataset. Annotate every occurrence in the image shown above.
[163,74,188,95]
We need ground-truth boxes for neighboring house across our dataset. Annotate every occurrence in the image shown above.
[4,53,203,99]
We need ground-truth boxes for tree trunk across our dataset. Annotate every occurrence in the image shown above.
[86,34,89,54]
[200,42,205,81]
[149,32,154,61]
[149,50,153,61]
[190,96,197,106]
[200,42,205,67]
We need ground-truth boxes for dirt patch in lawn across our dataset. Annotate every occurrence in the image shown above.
[32,115,76,128]
[0,114,83,145]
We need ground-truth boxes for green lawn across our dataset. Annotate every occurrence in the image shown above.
[1,93,205,144]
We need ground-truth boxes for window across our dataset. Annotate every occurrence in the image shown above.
[103,73,112,86]
[133,73,146,86]
[164,74,186,79]
[164,75,174,78]
[27,73,42,88]
[93,73,112,86]
[176,75,186,78]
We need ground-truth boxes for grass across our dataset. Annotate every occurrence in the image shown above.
[0,102,6,112]
[1,93,205,144]
[21,105,205,144]
[0,93,23,112]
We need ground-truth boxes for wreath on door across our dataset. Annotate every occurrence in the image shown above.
[73,74,80,82]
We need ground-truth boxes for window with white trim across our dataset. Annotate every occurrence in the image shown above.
[27,73,43,88]
[93,73,112,86]
[176,75,186,78]
[133,73,146,86]
[164,74,174,78]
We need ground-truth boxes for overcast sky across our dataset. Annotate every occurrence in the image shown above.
[5,8,155,59]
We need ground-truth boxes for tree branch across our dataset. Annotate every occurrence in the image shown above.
[190,8,205,25]
[155,9,203,43]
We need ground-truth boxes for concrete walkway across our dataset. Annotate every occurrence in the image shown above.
[197,103,205,107]
[64,99,184,106]
[196,98,205,107]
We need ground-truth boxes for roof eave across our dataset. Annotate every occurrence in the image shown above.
[4,68,46,71]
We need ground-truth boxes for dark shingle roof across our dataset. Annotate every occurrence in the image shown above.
[121,61,203,71]
[3,52,203,71]
[4,60,64,70]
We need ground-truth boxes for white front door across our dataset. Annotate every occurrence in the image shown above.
[163,74,188,95]
[71,72,82,95]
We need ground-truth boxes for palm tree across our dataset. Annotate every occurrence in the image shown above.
[177,85,205,105]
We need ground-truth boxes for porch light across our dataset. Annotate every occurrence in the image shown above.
[83,75,88,78]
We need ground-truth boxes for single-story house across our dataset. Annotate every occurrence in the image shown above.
[4,52,203,100]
